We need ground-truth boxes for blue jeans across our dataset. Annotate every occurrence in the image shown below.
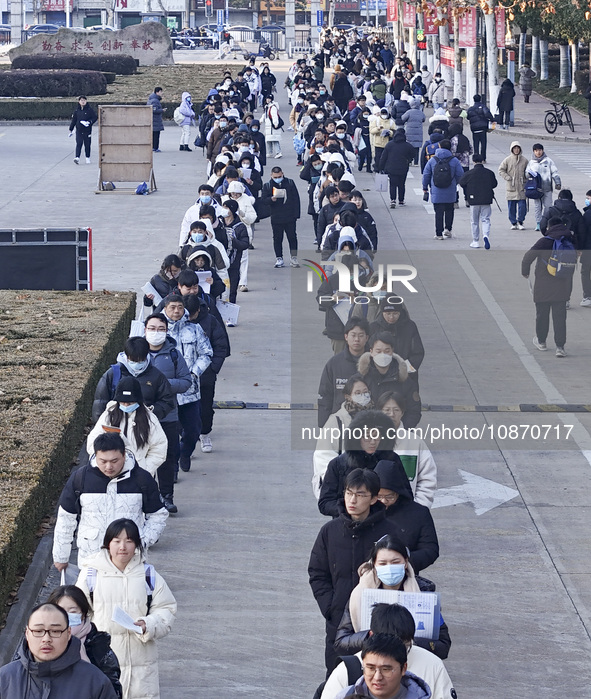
[508,200,526,225]
[178,400,202,459]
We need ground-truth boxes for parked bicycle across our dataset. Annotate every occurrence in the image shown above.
[544,101,574,134]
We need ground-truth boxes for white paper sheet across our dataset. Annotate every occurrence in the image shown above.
[332,298,351,326]
[196,271,211,294]
[112,605,142,634]
[241,167,252,181]
[360,589,440,639]
[216,300,240,326]
[141,282,162,306]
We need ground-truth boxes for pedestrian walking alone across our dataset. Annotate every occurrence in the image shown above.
[522,218,576,357]
[459,154,498,249]
[498,141,528,230]
[378,128,416,208]
[178,92,195,152]
[496,79,515,129]
[147,87,164,153]
[519,62,536,103]
[69,95,97,165]
[260,166,301,268]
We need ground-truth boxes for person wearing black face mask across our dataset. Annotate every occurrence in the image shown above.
[260,166,301,268]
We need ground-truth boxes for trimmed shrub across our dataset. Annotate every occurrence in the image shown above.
[0,98,178,120]
[0,290,135,624]
[102,71,116,85]
[11,53,137,75]
[0,69,107,97]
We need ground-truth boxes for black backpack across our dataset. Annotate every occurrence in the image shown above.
[432,156,453,188]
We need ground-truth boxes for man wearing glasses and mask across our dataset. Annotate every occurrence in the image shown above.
[0,603,117,697]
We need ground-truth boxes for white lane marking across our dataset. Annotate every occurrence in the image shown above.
[432,470,520,515]
[456,254,591,463]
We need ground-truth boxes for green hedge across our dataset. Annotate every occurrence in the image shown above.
[0,98,178,120]
[0,291,135,622]
[0,69,107,97]
[11,53,137,75]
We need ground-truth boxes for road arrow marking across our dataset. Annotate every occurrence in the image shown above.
[432,469,520,515]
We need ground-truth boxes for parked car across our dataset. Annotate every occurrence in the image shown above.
[90,24,116,31]
[27,24,60,34]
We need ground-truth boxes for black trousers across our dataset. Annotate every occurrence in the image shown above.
[75,130,91,158]
[535,301,567,347]
[388,173,406,203]
[358,148,372,172]
[228,264,240,304]
[158,421,180,498]
[374,147,384,170]
[498,110,511,126]
[152,131,161,149]
[433,202,455,236]
[271,219,298,258]
[200,381,216,435]
[581,250,591,298]
[472,131,487,160]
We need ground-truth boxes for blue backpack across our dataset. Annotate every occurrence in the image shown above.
[546,235,577,278]
[524,172,543,199]
[135,182,149,195]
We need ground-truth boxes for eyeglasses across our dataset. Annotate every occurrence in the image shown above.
[378,494,398,504]
[363,663,397,678]
[27,627,68,638]
[344,489,372,500]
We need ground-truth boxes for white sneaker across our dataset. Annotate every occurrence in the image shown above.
[200,435,213,453]
[73,157,79,164]
[469,241,480,248]
[85,157,91,164]
[239,285,248,292]
[555,347,567,358]
[275,152,283,159]
[533,336,547,351]
[290,256,300,268]
[274,257,285,268]
[510,223,518,230]
[580,297,591,307]
[566,300,570,310]
[517,223,525,230]
[443,229,452,238]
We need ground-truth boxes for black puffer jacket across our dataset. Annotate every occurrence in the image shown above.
[86,624,123,698]
[467,102,493,133]
[459,163,498,206]
[521,222,577,303]
[355,209,378,250]
[318,411,397,517]
[317,347,366,427]
[369,303,425,371]
[308,503,401,636]
[190,299,230,385]
[357,352,422,428]
[1,637,117,699]
[69,103,98,133]
[378,130,416,176]
[540,197,585,237]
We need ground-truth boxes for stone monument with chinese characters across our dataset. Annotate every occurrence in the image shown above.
[9,22,174,66]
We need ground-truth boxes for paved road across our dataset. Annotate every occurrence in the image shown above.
[2,68,591,697]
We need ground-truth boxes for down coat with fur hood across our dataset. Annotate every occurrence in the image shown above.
[77,550,176,699]
[357,351,422,428]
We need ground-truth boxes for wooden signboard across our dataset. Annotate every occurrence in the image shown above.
[96,105,156,194]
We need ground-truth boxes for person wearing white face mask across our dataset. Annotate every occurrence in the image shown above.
[87,376,168,479]
[178,185,224,247]
[312,374,373,499]
[357,332,422,429]
[47,584,123,698]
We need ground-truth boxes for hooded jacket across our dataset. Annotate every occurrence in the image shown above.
[526,151,561,192]
[321,223,374,259]
[459,163,498,206]
[92,356,176,424]
[497,79,515,112]
[357,352,422,428]
[87,401,168,477]
[421,147,464,204]
[540,197,584,237]
[185,246,226,298]
[379,130,416,176]
[369,303,424,372]
[521,222,576,303]
[178,92,194,126]
[52,450,168,565]
[400,101,425,148]
[337,671,431,699]
[318,347,368,427]
[498,141,529,200]
[519,65,536,95]
[373,459,439,574]
[0,636,117,699]
[318,411,398,517]
[77,550,176,699]
[190,299,230,385]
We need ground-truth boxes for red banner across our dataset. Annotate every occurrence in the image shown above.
[423,3,437,35]
[387,0,398,22]
[458,7,476,48]
[440,44,454,67]
[402,2,415,27]
[496,8,505,48]
[41,0,73,9]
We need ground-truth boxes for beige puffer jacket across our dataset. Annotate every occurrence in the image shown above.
[498,140,529,200]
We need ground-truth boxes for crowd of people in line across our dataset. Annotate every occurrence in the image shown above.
[7,24,591,699]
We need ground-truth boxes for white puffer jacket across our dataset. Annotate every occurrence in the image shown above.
[77,550,177,699]
[86,402,168,477]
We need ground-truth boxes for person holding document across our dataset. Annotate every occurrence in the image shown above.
[260,166,301,269]
[77,519,176,699]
